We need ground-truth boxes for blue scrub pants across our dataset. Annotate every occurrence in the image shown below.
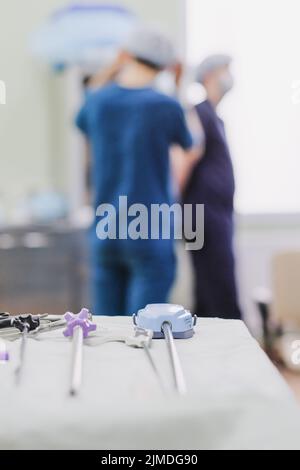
[90,246,176,316]
[190,207,241,320]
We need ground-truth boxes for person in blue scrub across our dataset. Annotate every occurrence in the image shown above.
[179,55,242,320]
[76,26,199,316]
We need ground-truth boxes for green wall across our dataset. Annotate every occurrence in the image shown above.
[0,0,183,219]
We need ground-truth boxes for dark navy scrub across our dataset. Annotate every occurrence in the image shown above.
[76,83,192,316]
[183,100,241,319]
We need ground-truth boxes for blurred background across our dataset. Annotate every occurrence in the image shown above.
[0,0,299,351]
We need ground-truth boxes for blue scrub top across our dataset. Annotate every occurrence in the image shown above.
[76,83,192,255]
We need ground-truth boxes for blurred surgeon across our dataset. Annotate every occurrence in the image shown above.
[177,55,242,319]
[76,26,200,316]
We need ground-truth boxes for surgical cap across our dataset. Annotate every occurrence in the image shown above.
[195,54,232,84]
[123,25,176,69]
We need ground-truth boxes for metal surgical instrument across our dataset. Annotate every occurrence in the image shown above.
[63,308,97,397]
[133,304,197,395]
[14,315,40,385]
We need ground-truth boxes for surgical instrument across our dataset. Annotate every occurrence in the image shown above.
[0,315,66,341]
[86,326,164,391]
[0,313,47,330]
[0,312,10,320]
[14,315,40,385]
[133,327,165,391]
[29,317,66,337]
[133,304,197,395]
[0,313,16,329]
[63,308,97,397]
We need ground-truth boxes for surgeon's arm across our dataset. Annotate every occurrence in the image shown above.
[171,146,200,194]
[171,109,205,193]
[87,52,128,89]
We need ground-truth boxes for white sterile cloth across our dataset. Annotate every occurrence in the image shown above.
[1,317,300,450]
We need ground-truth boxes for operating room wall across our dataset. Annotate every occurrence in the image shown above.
[0,0,183,220]
[0,0,65,219]
[171,215,300,335]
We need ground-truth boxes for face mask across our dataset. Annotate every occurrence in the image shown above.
[219,74,234,95]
